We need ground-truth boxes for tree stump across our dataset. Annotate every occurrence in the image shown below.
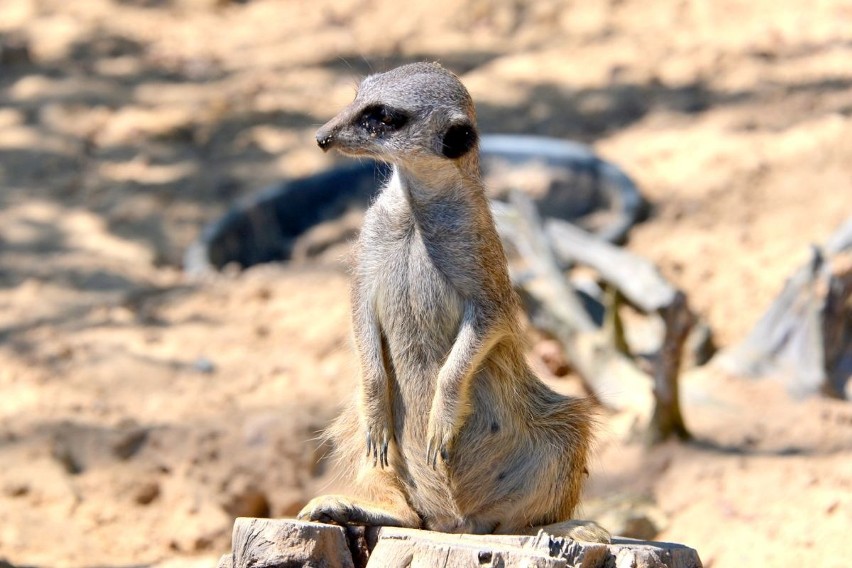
[218,518,703,568]
[716,216,852,399]
[221,517,355,568]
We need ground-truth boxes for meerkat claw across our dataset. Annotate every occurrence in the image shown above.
[426,437,449,468]
[367,429,379,466]
[381,433,390,468]
[426,413,454,468]
[365,426,391,468]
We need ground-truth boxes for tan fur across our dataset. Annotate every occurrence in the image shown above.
[298,62,607,542]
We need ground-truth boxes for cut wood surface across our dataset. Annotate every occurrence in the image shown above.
[220,518,703,568]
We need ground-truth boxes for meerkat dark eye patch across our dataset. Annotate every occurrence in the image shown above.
[359,105,409,135]
[441,122,477,159]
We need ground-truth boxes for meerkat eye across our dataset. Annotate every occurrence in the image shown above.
[359,105,409,134]
[441,121,477,159]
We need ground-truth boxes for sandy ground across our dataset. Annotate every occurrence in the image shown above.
[1,0,851,567]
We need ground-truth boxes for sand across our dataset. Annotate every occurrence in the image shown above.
[1,1,851,566]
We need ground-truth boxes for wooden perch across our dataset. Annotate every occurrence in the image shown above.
[493,194,694,442]
[225,516,356,568]
[716,216,852,399]
[219,518,703,568]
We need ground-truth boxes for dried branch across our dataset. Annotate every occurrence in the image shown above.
[495,193,693,441]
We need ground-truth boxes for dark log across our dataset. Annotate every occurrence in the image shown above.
[823,252,852,397]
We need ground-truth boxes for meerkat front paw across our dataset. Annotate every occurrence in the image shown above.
[425,407,457,468]
[364,415,393,468]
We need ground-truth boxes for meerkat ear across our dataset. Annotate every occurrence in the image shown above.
[440,122,478,159]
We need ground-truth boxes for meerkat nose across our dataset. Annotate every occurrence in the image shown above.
[316,130,335,151]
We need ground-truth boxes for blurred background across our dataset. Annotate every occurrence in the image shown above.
[1,0,851,567]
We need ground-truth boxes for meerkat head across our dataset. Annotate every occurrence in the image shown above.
[316,62,479,168]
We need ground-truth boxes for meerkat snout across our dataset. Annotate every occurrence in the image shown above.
[316,130,334,151]
[315,104,410,153]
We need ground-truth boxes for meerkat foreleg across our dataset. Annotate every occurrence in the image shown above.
[352,288,394,468]
[426,301,502,467]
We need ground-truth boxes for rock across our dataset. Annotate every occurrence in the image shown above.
[586,496,666,541]
[619,515,659,542]
[111,425,149,460]
[222,484,270,518]
[133,480,160,505]
[192,357,217,374]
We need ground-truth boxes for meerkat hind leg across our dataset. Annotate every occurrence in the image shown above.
[297,494,418,527]
[297,468,421,529]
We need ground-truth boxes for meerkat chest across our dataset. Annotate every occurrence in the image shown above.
[359,208,465,360]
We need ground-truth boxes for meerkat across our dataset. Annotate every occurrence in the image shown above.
[298,62,607,541]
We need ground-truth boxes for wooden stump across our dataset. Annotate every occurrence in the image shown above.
[219,518,703,568]
[221,517,355,568]
[716,217,852,399]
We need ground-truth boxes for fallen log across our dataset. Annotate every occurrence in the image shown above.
[218,518,703,568]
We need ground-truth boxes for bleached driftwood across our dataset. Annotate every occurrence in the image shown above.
[218,518,703,568]
[493,193,694,442]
